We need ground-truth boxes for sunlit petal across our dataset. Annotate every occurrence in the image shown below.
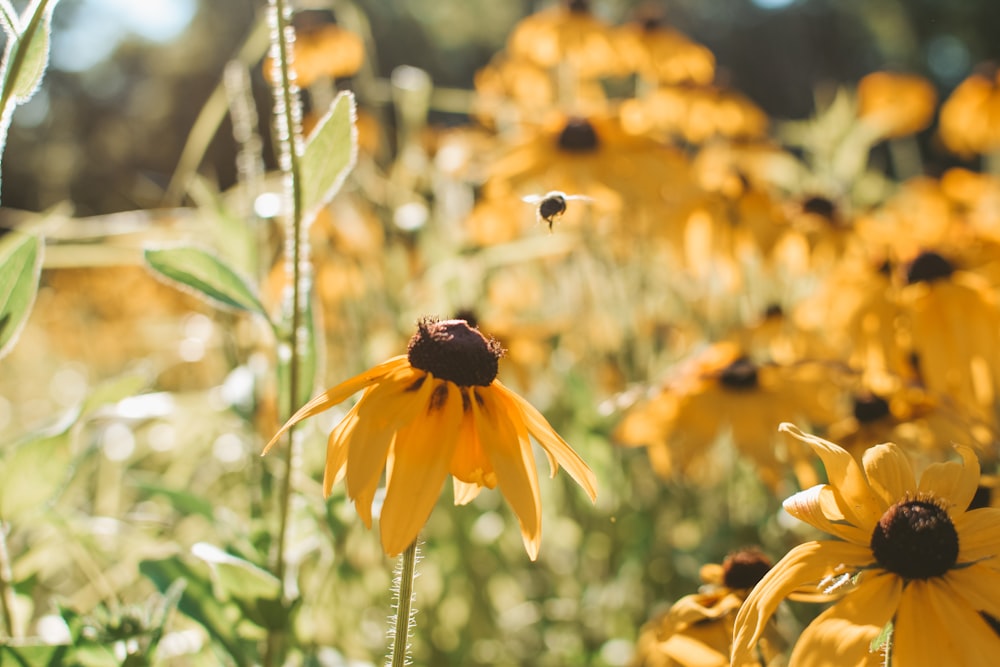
[323,399,361,498]
[379,382,464,557]
[732,541,872,666]
[497,380,598,502]
[918,444,980,516]
[783,485,871,545]
[861,443,916,511]
[262,355,409,454]
[779,423,882,531]
[453,478,483,506]
[345,369,432,505]
[955,507,1000,562]
[789,572,900,667]
[943,562,1000,621]
[894,577,1000,666]
[479,386,543,559]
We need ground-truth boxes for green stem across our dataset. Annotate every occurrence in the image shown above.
[388,540,419,667]
[0,522,17,638]
[264,0,307,663]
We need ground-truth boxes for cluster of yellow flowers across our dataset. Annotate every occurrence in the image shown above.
[268,2,1000,664]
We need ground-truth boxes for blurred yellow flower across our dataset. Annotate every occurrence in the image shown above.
[614,8,715,86]
[264,318,597,559]
[631,549,779,667]
[614,342,842,490]
[506,0,622,79]
[732,424,1000,666]
[262,10,365,87]
[857,71,937,139]
[939,64,1000,157]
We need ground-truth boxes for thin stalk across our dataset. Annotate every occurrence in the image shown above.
[0,522,17,638]
[264,0,307,663]
[387,540,419,667]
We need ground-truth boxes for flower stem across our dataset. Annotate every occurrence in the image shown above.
[0,522,17,638]
[387,540,419,667]
[264,0,307,663]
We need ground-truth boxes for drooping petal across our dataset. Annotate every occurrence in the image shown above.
[450,388,497,488]
[345,367,433,507]
[323,399,362,498]
[732,540,873,667]
[480,386,543,560]
[496,380,598,502]
[453,478,483,506]
[783,485,872,546]
[789,572,900,667]
[955,507,1000,563]
[379,381,464,557]
[262,355,409,454]
[779,423,882,532]
[918,444,980,516]
[862,443,916,512]
[894,576,1000,666]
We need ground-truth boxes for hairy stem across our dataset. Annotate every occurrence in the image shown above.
[388,540,419,667]
[0,522,17,638]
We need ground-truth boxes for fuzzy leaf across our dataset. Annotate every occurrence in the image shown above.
[0,232,43,360]
[143,246,268,318]
[299,90,358,223]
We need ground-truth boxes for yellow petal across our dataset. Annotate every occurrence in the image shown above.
[453,478,483,506]
[789,572,900,667]
[379,381,464,557]
[862,443,916,511]
[496,380,598,502]
[732,540,873,666]
[894,577,1000,666]
[479,386,543,559]
[450,388,496,488]
[955,507,1000,562]
[783,485,872,546]
[262,355,409,455]
[323,399,361,498]
[779,423,882,532]
[918,444,980,516]
[345,368,433,506]
[943,562,1000,621]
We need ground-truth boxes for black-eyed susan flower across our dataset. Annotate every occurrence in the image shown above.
[939,64,1000,158]
[632,549,781,667]
[614,342,842,491]
[614,7,715,87]
[856,71,937,139]
[262,9,365,87]
[732,423,1000,666]
[263,318,597,559]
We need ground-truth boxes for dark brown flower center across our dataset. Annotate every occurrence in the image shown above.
[558,118,600,152]
[566,0,590,14]
[870,499,959,580]
[801,195,837,220]
[722,548,772,590]
[719,357,758,390]
[906,251,955,284]
[853,393,890,423]
[407,318,503,387]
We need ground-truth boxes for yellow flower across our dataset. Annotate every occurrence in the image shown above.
[939,64,1000,158]
[614,343,842,491]
[263,318,597,559]
[632,549,780,667]
[856,71,937,139]
[732,423,1000,666]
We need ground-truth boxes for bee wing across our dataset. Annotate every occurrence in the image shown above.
[563,194,594,202]
[521,195,545,204]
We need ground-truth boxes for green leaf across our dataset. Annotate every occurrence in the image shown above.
[299,91,358,224]
[134,481,216,521]
[79,372,150,419]
[139,556,251,667]
[143,246,269,318]
[190,542,280,600]
[0,232,43,360]
[190,543,289,630]
[0,414,74,520]
[0,644,73,666]
[1,0,58,106]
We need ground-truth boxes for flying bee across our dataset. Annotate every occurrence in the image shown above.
[522,191,593,232]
